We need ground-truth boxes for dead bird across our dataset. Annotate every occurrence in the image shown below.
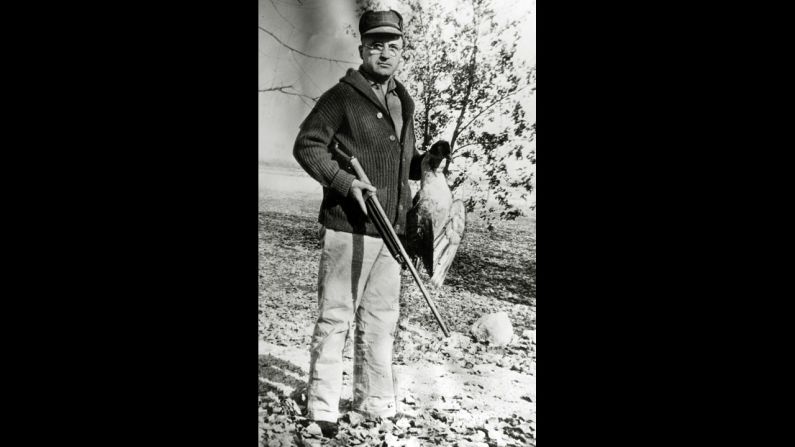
[406,140,466,287]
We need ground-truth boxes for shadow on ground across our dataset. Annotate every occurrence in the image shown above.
[259,211,321,252]
[258,354,308,392]
[260,209,536,306]
[258,353,357,417]
[445,249,536,305]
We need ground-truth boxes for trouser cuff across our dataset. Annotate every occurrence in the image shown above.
[306,409,339,423]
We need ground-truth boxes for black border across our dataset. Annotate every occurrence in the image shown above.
[15,2,787,445]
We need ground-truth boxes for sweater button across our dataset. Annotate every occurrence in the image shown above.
[376,112,383,119]
[389,135,396,141]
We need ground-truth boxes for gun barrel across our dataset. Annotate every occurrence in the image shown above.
[351,157,451,338]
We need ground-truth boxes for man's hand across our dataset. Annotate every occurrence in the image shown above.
[349,179,377,215]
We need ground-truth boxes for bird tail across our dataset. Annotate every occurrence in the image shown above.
[429,200,466,288]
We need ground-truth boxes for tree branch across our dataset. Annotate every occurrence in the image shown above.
[259,85,294,92]
[258,26,359,64]
[451,141,480,153]
[259,84,318,102]
[458,83,531,134]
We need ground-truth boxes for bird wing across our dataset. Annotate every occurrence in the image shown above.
[429,199,466,288]
[406,196,434,276]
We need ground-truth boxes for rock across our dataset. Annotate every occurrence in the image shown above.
[353,427,368,439]
[401,407,419,419]
[346,411,365,427]
[467,430,486,442]
[395,417,411,430]
[384,432,399,446]
[470,312,514,346]
[431,408,447,423]
[487,428,506,444]
[305,423,322,437]
[403,438,421,447]
[285,398,302,416]
[379,420,394,433]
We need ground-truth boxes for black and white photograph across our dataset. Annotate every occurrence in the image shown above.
[25,3,767,446]
[259,0,536,445]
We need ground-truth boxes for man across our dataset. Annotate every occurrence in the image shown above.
[292,9,426,438]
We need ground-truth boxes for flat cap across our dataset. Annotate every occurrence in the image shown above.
[359,9,403,36]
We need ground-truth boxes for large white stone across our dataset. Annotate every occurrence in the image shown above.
[470,312,514,346]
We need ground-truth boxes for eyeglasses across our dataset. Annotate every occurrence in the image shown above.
[363,42,403,56]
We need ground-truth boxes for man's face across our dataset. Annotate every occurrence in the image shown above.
[359,34,403,79]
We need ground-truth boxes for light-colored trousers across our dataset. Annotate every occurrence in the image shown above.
[306,228,401,422]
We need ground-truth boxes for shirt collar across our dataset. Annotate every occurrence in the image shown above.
[358,66,397,93]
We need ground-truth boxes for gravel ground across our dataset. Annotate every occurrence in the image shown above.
[259,169,536,446]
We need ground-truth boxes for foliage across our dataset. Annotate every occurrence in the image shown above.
[398,0,536,228]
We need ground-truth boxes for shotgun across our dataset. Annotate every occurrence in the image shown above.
[334,141,451,338]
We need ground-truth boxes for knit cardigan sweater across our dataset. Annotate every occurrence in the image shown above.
[293,68,425,237]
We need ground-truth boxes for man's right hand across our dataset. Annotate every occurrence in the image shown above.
[349,179,377,215]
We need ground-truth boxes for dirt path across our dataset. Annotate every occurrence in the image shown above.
[259,322,536,447]
[259,331,536,417]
